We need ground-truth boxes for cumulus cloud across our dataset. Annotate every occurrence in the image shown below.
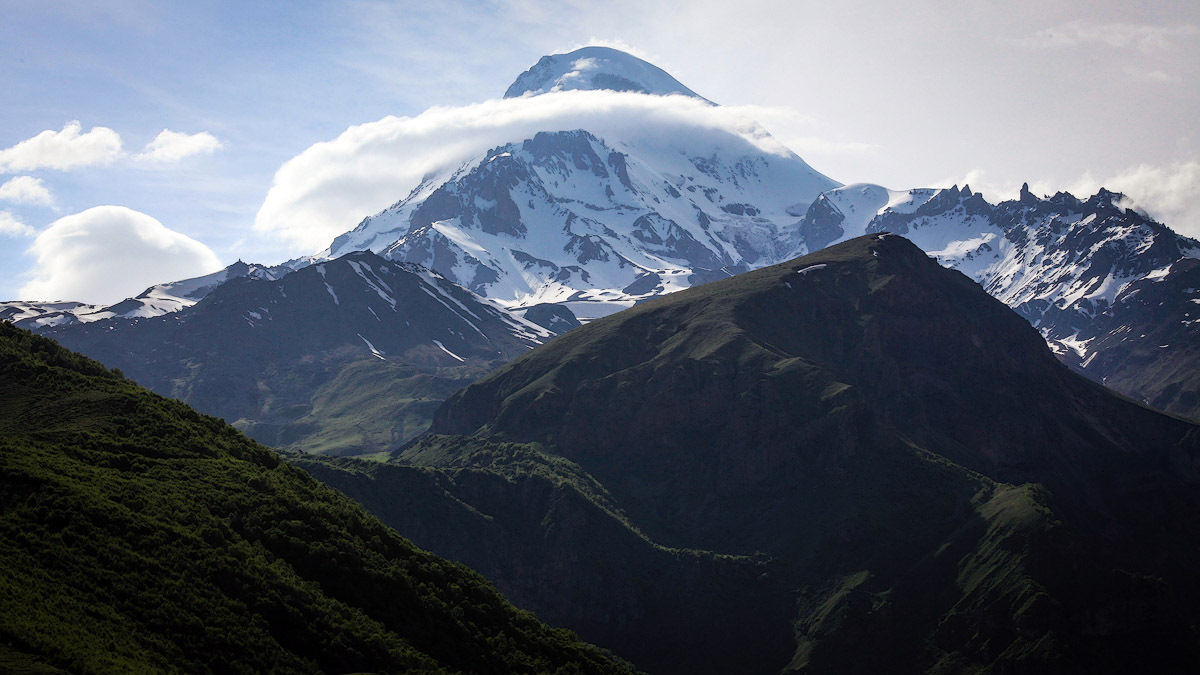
[946,162,1200,239]
[136,129,223,162]
[0,176,55,207]
[20,205,222,304]
[0,210,35,237]
[0,121,122,172]
[254,90,807,252]
[1015,21,1200,51]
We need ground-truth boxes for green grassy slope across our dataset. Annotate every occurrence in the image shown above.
[0,322,635,675]
[235,358,489,457]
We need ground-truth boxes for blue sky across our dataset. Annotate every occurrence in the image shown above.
[2,0,1198,303]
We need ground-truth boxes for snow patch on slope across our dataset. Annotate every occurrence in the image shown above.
[431,339,465,362]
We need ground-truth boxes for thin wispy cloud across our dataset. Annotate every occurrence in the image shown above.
[1071,161,1200,239]
[1015,21,1200,52]
[1122,66,1180,84]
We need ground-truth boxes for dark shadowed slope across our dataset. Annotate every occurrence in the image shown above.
[0,322,635,674]
[41,250,550,457]
[345,233,1200,674]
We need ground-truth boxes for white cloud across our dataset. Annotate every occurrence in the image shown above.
[1068,162,1200,239]
[0,210,35,237]
[0,176,55,207]
[1016,21,1200,51]
[1122,66,1180,84]
[945,162,1200,240]
[254,90,805,252]
[0,121,122,172]
[20,205,222,304]
[136,129,223,162]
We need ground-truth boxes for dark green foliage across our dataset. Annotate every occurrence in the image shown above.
[291,448,796,675]
[0,322,635,674]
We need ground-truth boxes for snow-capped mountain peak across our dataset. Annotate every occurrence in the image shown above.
[326,126,836,319]
[504,46,709,102]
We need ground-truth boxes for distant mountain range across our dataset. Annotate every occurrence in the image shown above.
[308,235,1200,673]
[41,251,554,456]
[7,47,1196,422]
[0,260,287,330]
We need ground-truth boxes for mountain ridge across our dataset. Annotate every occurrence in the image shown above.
[40,250,554,456]
[798,183,1200,418]
[0,260,286,329]
[385,234,1200,672]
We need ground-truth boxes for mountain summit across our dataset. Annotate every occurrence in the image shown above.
[328,49,836,318]
[503,46,708,100]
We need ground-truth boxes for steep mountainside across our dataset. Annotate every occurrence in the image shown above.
[42,251,551,456]
[796,184,1200,418]
[0,322,634,674]
[334,234,1200,674]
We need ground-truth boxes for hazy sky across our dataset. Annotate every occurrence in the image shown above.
[2,0,1197,303]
